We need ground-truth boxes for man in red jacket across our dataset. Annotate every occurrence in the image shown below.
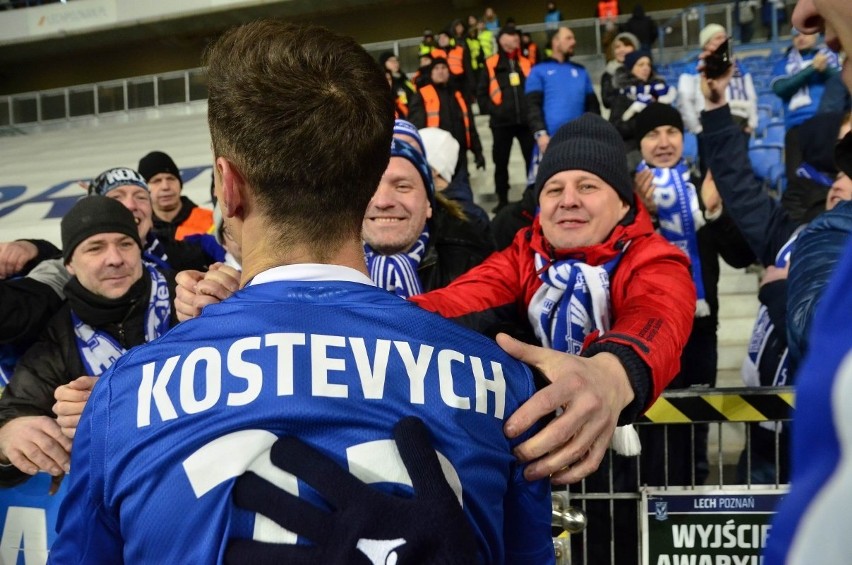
[412,113,696,482]
[176,114,695,486]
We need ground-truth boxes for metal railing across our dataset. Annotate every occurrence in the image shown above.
[0,67,209,129]
[562,386,792,565]
[0,0,798,130]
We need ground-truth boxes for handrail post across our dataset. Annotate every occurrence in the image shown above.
[771,2,779,47]
[595,18,602,56]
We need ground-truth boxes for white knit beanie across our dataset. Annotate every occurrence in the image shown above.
[418,127,459,182]
[699,23,726,48]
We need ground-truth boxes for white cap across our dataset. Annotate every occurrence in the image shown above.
[418,127,459,182]
[699,24,726,48]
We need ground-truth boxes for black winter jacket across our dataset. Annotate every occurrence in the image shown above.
[787,200,852,374]
[702,105,800,267]
[0,278,63,345]
[0,269,177,486]
[417,204,494,292]
[151,196,206,243]
[477,51,529,128]
[409,82,483,157]
[0,232,212,346]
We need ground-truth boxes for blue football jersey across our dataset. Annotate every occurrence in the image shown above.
[50,265,554,564]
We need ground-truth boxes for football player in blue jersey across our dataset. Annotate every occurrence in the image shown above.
[50,20,555,564]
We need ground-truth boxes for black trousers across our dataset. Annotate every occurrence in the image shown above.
[639,321,717,487]
[491,123,534,201]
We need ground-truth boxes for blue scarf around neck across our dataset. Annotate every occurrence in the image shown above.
[527,248,642,456]
[638,159,709,317]
[72,264,172,376]
[528,251,624,354]
[364,226,430,298]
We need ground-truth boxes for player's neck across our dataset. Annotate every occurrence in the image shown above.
[237,220,368,286]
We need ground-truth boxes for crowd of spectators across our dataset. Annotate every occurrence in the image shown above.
[1,2,851,563]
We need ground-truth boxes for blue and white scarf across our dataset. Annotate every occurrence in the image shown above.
[727,61,752,103]
[528,249,641,455]
[72,264,172,376]
[528,252,623,353]
[143,233,170,270]
[785,46,840,112]
[742,231,800,393]
[638,159,710,317]
[364,227,430,298]
[0,344,18,388]
[796,162,835,187]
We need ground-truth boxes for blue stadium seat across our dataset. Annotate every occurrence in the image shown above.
[749,139,785,184]
[765,119,786,145]
[752,76,772,91]
[758,91,784,118]
[767,161,787,195]
[683,132,699,166]
[756,105,773,138]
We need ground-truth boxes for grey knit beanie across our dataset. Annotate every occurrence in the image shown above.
[535,113,634,206]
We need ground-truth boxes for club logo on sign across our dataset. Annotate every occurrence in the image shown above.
[655,501,668,521]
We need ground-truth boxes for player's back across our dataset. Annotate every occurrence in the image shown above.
[50,272,554,564]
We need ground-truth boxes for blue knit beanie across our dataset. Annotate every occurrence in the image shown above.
[390,138,435,208]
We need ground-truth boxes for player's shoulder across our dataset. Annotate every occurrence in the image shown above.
[408,306,532,373]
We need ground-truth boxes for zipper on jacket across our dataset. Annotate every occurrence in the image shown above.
[509,58,522,124]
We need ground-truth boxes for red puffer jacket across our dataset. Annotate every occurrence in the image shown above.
[412,201,696,412]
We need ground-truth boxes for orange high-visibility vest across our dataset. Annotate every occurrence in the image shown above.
[418,84,471,149]
[430,47,448,62]
[598,0,618,19]
[484,53,531,106]
[431,46,465,75]
[175,206,214,241]
[395,95,409,118]
[526,43,538,64]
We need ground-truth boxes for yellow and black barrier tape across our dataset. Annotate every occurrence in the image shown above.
[639,386,795,424]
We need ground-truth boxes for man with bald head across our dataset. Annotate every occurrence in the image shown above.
[525,26,600,156]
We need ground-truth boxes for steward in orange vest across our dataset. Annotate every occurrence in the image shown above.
[432,30,475,101]
[137,151,214,241]
[409,58,484,175]
[521,32,539,64]
[476,27,535,212]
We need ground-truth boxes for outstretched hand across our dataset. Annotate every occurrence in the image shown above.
[226,417,478,565]
[0,416,71,476]
[498,334,635,484]
[634,168,657,215]
[53,376,99,439]
[0,241,38,279]
[174,263,240,321]
[699,50,736,109]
